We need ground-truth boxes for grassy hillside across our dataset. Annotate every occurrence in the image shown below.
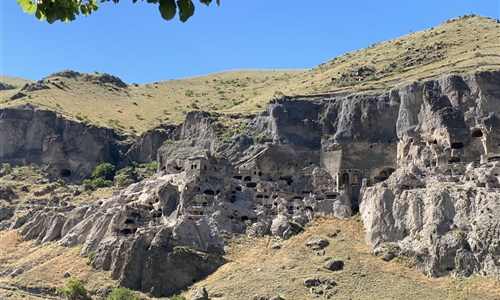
[184,217,500,300]
[2,217,497,299]
[1,14,498,135]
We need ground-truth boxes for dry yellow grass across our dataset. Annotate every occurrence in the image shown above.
[0,217,498,300]
[184,217,500,300]
[0,231,115,299]
[1,15,498,135]
[0,166,117,208]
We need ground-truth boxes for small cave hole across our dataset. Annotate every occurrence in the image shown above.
[451,142,464,149]
[59,169,72,178]
[203,189,215,195]
[471,129,483,138]
[246,182,257,188]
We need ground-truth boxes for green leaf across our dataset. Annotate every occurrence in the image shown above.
[177,0,194,22]
[35,8,46,21]
[159,0,176,21]
[199,0,211,5]
[18,0,37,14]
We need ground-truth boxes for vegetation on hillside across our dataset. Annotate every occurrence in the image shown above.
[1,15,498,135]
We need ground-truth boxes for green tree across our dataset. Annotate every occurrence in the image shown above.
[91,163,116,181]
[107,287,140,300]
[17,0,219,24]
[59,280,91,300]
[83,163,116,189]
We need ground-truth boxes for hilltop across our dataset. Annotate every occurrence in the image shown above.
[1,15,498,134]
[0,14,499,300]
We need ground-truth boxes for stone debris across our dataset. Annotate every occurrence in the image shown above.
[306,237,330,250]
[0,70,499,296]
[323,258,344,271]
[190,287,209,300]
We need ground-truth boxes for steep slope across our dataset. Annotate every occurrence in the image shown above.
[2,70,498,297]
[1,15,498,135]
[183,218,500,300]
[0,14,499,300]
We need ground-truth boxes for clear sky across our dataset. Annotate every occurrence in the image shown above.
[1,0,499,83]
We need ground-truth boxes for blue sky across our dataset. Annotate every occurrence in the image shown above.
[1,0,498,83]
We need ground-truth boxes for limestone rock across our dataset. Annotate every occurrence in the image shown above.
[270,242,281,250]
[323,259,344,271]
[190,287,209,300]
[2,70,499,296]
[361,164,500,276]
[306,237,329,250]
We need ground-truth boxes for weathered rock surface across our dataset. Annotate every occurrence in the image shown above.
[360,71,500,277]
[1,70,499,295]
[361,164,500,276]
[306,237,330,250]
[190,287,209,300]
[0,105,122,181]
[322,258,344,271]
[0,105,175,181]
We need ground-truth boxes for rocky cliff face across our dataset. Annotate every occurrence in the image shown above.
[0,105,121,181]
[0,105,174,181]
[361,163,499,277]
[1,71,498,296]
[360,70,500,277]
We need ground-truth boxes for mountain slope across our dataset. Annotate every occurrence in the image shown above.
[1,15,498,135]
[183,217,500,300]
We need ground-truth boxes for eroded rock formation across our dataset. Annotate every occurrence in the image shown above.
[1,70,499,295]
[0,105,121,181]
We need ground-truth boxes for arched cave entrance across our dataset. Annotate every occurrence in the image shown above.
[471,129,483,138]
[451,142,464,149]
[376,168,395,182]
[341,173,349,185]
[351,173,360,184]
[59,169,72,178]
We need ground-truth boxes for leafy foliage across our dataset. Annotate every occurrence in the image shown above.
[106,287,140,300]
[0,163,12,175]
[91,163,116,181]
[83,163,116,189]
[17,0,220,24]
[59,280,91,300]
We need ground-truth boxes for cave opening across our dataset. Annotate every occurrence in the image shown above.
[471,129,483,138]
[203,189,215,195]
[451,142,464,149]
[59,168,72,178]
[246,182,257,188]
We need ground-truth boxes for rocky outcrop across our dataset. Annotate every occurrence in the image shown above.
[360,163,500,276]
[0,106,176,181]
[124,125,176,164]
[1,70,498,296]
[5,176,225,297]
[361,70,500,277]
[0,105,121,181]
